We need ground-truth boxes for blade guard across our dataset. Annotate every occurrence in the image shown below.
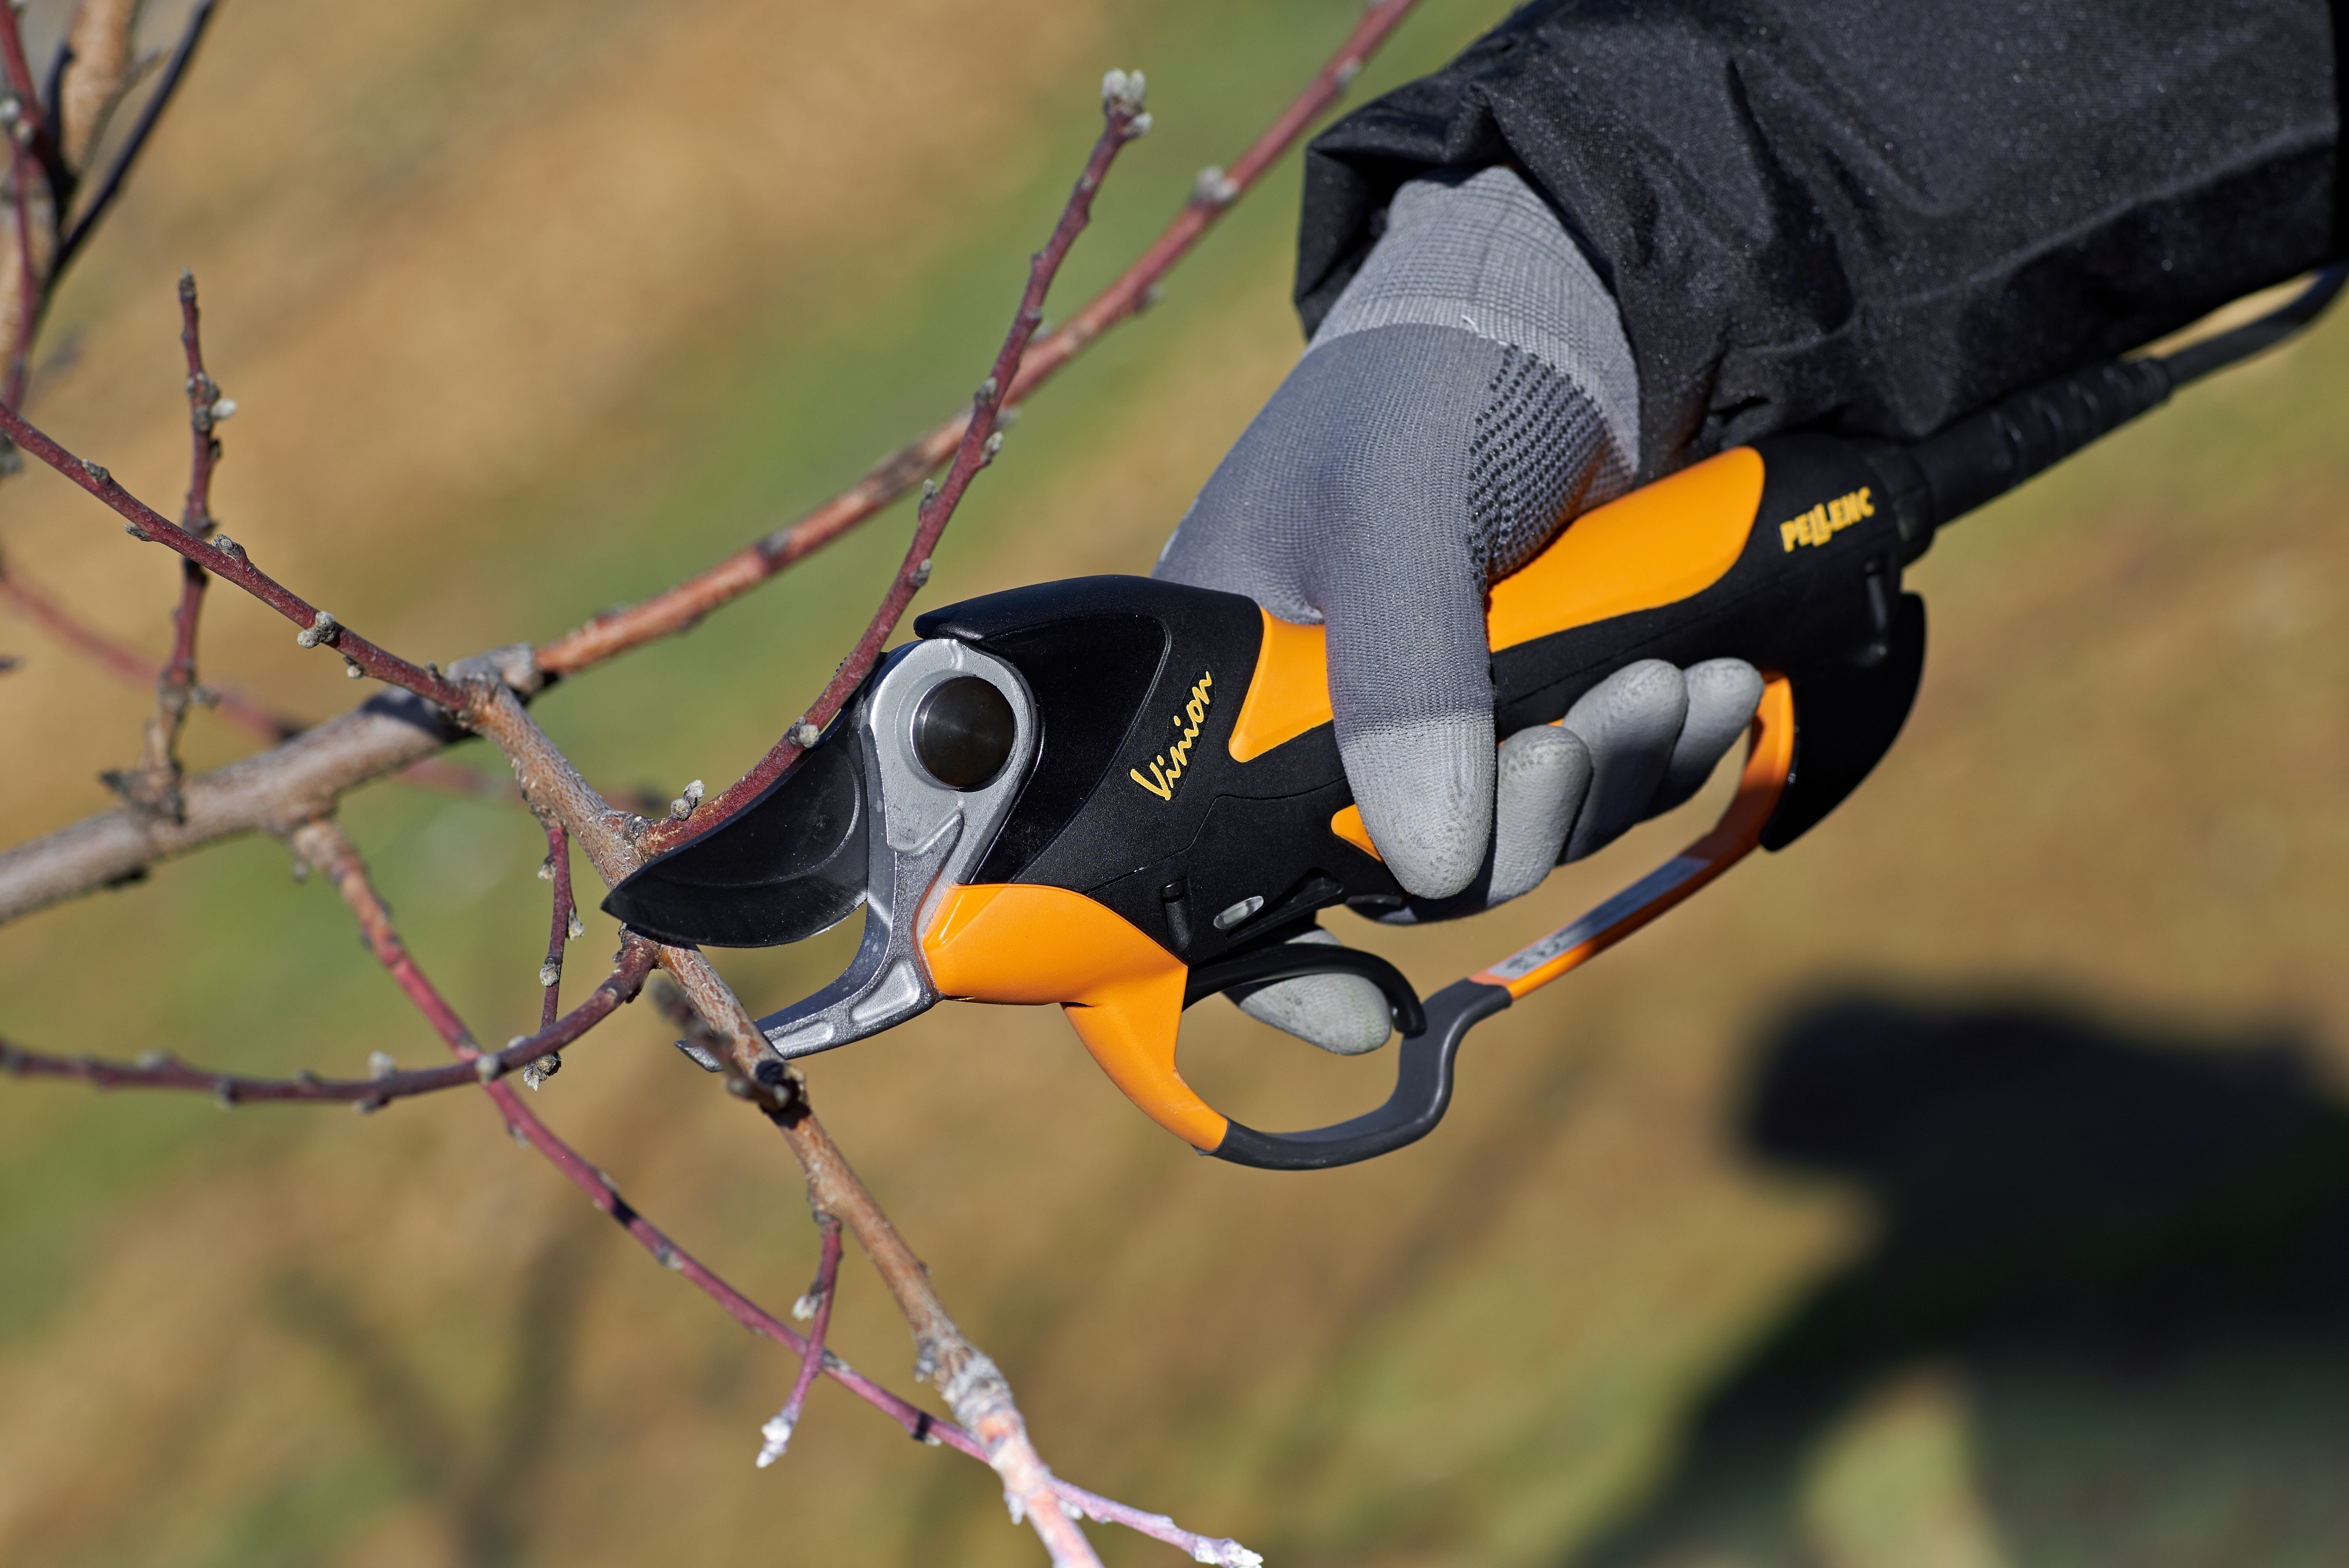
[920,679,1796,1167]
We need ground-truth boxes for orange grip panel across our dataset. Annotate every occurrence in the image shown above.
[1485,446,1763,652]
[1220,447,1766,761]
[921,883,1227,1150]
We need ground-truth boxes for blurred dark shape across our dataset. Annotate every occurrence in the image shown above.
[1574,994,2349,1566]
[274,1227,594,1567]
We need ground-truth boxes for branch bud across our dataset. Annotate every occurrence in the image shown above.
[1100,68,1147,114]
[368,1051,397,1080]
[756,1414,795,1468]
[1193,166,1239,207]
[538,961,561,988]
[474,1052,505,1083]
[567,909,585,940]
[295,610,339,650]
[668,778,704,819]
[790,722,820,748]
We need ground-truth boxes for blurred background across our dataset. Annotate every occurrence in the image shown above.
[2,1,2346,1563]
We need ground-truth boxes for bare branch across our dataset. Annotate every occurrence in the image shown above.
[645,80,1149,858]
[0,5,1427,920]
[53,0,217,276]
[757,1212,842,1466]
[0,5,71,222]
[0,937,656,1108]
[535,0,1424,680]
[56,0,141,172]
[104,272,231,818]
[0,398,474,708]
[524,816,577,1086]
[656,947,1103,1565]
[0,644,539,926]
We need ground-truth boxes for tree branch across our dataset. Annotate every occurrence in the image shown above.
[533,0,1423,680]
[642,74,1149,857]
[0,937,656,1108]
[0,3,1426,921]
[52,0,218,276]
[0,395,476,710]
[106,271,230,818]
[756,1211,842,1466]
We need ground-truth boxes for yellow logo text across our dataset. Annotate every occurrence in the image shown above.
[1779,487,1874,552]
[1129,670,1214,802]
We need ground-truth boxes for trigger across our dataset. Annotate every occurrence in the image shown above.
[1225,930,1394,1056]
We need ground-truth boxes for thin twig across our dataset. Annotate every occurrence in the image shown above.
[534,0,1424,681]
[642,77,1149,858]
[109,271,229,818]
[0,555,551,804]
[0,5,69,221]
[757,1213,842,1466]
[524,817,576,1087]
[0,2,1429,922]
[657,947,1102,1567]
[0,937,656,1108]
[53,0,217,276]
[0,395,476,712]
[3,134,40,409]
[287,815,1241,1564]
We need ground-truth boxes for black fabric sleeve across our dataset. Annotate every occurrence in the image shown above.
[1296,0,2340,480]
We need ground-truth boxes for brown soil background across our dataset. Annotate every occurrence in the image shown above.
[3,3,2347,1565]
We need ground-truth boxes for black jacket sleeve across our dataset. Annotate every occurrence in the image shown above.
[1296,0,2341,480]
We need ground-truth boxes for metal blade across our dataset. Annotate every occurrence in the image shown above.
[602,730,870,948]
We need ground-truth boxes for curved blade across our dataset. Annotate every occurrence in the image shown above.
[602,733,869,948]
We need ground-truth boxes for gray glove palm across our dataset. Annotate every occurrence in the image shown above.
[1153,166,1761,1053]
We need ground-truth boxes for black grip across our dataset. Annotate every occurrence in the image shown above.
[1184,938,1426,1035]
[1210,979,1512,1170]
[1908,358,2172,528]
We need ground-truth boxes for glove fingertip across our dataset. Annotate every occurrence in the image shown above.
[1341,714,1496,900]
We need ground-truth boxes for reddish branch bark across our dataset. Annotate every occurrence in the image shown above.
[0,2,1426,924]
[0,937,657,1108]
[103,271,231,819]
[535,0,1422,682]
[0,15,1433,1559]
[0,395,476,711]
[642,76,1149,856]
[758,1211,842,1466]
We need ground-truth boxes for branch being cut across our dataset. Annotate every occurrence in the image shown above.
[643,71,1151,856]
[535,0,1422,680]
[0,1,1427,922]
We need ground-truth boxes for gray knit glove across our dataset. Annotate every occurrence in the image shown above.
[1153,166,1760,1054]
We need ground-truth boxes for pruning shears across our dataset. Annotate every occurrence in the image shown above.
[607,271,2343,1169]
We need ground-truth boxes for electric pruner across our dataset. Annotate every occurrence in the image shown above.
[606,272,2343,1170]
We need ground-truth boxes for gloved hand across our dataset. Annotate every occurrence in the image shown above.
[1152,165,1761,1054]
